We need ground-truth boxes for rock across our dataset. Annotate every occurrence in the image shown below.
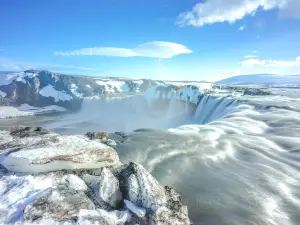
[86,132,108,141]
[82,168,122,209]
[1,130,119,173]
[243,88,271,96]
[124,199,146,218]
[99,168,122,208]
[10,126,50,138]
[118,162,167,212]
[24,185,95,222]
[77,209,131,225]
[59,174,88,192]
[149,206,191,225]
[105,138,117,147]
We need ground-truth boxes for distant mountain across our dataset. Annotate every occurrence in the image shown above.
[0,70,159,110]
[216,74,300,85]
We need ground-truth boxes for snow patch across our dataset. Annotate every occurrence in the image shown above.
[0,104,66,119]
[70,84,83,98]
[0,90,6,97]
[39,85,73,102]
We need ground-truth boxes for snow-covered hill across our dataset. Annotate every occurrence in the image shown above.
[216,74,300,85]
[0,70,160,115]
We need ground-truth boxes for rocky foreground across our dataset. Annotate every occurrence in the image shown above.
[0,127,191,225]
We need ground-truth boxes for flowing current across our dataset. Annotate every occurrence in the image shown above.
[1,90,300,225]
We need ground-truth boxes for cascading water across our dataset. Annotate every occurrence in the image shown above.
[193,95,241,124]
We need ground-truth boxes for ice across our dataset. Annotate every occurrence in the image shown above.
[39,85,73,102]
[124,199,146,217]
[99,168,121,208]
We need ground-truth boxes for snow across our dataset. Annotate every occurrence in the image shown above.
[86,84,91,89]
[1,134,119,173]
[0,104,66,119]
[0,174,54,224]
[70,83,83,98]
[0,90,7,97]
[95,80,130,93]
[39,85,73,102]
[124,200,146,217]
[0,72,37,86]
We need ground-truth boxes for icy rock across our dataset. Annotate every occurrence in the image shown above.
[1,131,119,173]
[99,167,122,208]
[24,185,95,222]
[59,174,88,192]
[78,209,131,225]
[82,168,122,209]
[124,199,146,218]
[118,162,167,212]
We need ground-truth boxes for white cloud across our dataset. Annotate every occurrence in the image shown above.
[244,55,258,58]
[176,0,298,27]
[239,25,246,31]
[296,56,300,61]
[55,42,192,59]
[240,57,300,67]
[0,62,34,70]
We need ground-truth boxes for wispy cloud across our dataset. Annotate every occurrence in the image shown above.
[176,0,298,27]
[244,55,258,59]
[54,41,192,59]
[240,57,300,67]
[239,25,246,31]
[0,60,95,71]
[0,62,34,70]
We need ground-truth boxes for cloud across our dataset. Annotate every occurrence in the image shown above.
[55,41,192,59]
[239,25,246,31]
[252,50,258,53]
[244,55,258,58]
[0,62,34,70]
[0,60,95,72]
[296,56,300,61]
[240,57,300,67]
[176,0,298,27]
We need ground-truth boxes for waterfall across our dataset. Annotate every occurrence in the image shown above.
[193,95,239,124]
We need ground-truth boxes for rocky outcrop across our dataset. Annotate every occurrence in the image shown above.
[243,88,272,96]
[0,127,192,225]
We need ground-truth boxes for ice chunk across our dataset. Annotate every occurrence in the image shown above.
[124,199,146,218]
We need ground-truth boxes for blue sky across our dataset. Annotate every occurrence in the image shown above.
[0,0,300,81]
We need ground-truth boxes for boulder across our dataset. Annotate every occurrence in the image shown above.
[1,129,119,173]
[82,168,122,209]
[118,162,167,212]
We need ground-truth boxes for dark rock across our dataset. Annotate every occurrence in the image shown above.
[85,132,108,140]
[10,126,50,138]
